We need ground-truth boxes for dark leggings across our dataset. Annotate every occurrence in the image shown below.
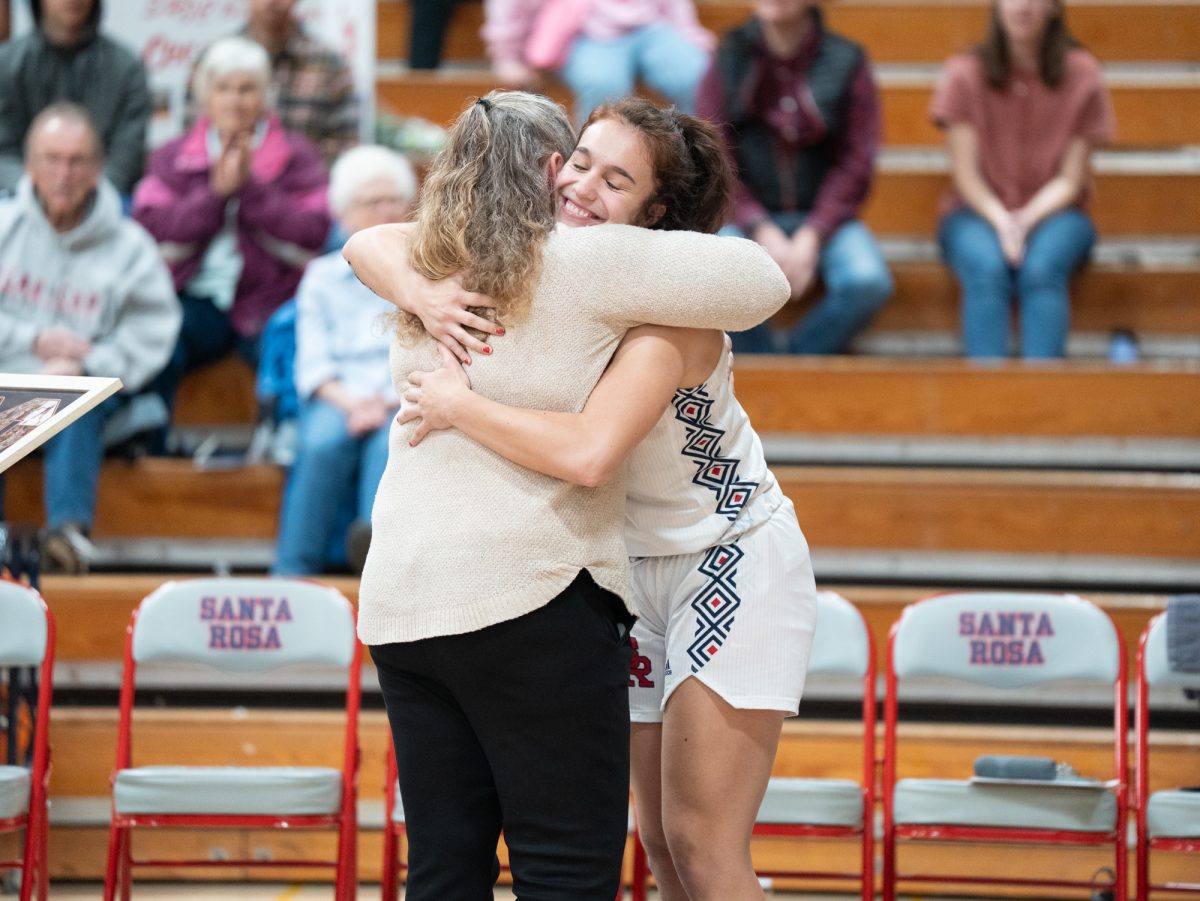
[371,570,633,900]
[408,0,459,69]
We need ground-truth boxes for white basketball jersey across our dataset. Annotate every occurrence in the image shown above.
[624,347,784,557]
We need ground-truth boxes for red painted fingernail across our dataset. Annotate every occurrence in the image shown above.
[496,327,505,336]
[462,357,471,365]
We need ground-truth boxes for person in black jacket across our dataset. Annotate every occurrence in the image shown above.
[0,0,150,196]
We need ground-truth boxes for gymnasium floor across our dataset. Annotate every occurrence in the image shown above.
[49,886,702,899]
[49,885,820,899]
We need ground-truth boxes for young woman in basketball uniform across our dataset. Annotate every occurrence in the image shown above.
[395,98,819,901]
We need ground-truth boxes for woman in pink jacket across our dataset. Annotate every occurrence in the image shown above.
[133,35,330,445]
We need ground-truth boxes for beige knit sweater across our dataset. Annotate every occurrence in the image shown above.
[357,223,789,644]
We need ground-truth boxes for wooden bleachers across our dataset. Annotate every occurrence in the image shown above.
[372,0,1200,357]
[729,357,1200,439]
[10,359,1198,581]
[376,71,1200,150]
[9,445,1198,559]
[375,0,1200,65]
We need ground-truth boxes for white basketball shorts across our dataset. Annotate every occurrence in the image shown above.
[627,502,818,722]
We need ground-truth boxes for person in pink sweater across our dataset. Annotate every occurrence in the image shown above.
[483,0,714,125]
[931,0,1114,358]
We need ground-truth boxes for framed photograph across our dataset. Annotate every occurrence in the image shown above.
[0,373,123,473]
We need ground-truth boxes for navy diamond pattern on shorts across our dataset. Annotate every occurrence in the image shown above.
[687,543,743,672]
[673,386,757,521]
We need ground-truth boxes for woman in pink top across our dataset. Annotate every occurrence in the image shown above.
[484,0,714,126]
[930,0,1114,358]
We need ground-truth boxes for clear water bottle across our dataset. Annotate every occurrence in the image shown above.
[1108,329,1139,365]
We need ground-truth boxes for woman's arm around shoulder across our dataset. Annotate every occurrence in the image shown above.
[343,222,502,362]
[563,225,789,333]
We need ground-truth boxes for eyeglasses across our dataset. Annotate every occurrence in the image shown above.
[33,152,99,172]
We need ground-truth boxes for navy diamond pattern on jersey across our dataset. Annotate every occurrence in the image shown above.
[687,543,744,671]
[673,385,757,521]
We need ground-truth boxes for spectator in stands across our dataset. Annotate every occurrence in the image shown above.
[273,145,415,576]
[932,0,1114,359]
[410,0,460,69]
[698,0,893,355]
[134,36,330,451]
[0,104,179,573]
[0,0,151,196]
[197,0,358,166]
[483,0,713,126]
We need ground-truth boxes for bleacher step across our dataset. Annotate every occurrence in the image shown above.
[376,67,1200,149]
[376,0,1200,65]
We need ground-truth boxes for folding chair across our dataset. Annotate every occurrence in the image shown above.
[1136,612,1200,898]
[103,577,361,900]
[0,580,54,901]
[882,591,1127,901]
[626,591,874,900]
[381,741,632,900]
[752,590,876,900]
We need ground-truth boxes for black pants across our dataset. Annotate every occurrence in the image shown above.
[371,570,633,900]
[408,0,459,69]
[147,294,259,452]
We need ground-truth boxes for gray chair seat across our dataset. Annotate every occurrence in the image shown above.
[113,766,342,817]
[893,778,1118,833]
[1147,789,1200,839]
[758,777,865,828]
[0,766,31,820]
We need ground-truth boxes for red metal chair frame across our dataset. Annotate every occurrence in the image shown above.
[1136,613,1200,899]
[881,595,1128,901]
[750,602,876,901]
[102,584,362,901]
[0,582,54,901]
[627,593,876,901]
[382,741,630,900]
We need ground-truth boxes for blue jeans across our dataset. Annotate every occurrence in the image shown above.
[561,23,709,127]
[273,398,392,575]
[939,207,1096,359]
[41,395,122,529]
[729,216,894,355]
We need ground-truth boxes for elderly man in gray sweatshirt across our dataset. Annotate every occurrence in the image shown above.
[0,104,179,572]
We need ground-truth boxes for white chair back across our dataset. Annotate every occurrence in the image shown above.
[893,592,1119,688]
[0,580,48,666]
[132,577,355,672]
[1142,613,1200,689]
[809,591,870,678]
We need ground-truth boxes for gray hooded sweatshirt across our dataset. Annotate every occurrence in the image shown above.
[0,175,180,391]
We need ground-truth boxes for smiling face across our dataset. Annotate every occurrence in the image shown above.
[554,118,660,228]
[204,71,267,137]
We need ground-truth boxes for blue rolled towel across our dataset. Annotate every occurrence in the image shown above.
[974,755,1058,780]
[1167,595,1200,673]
